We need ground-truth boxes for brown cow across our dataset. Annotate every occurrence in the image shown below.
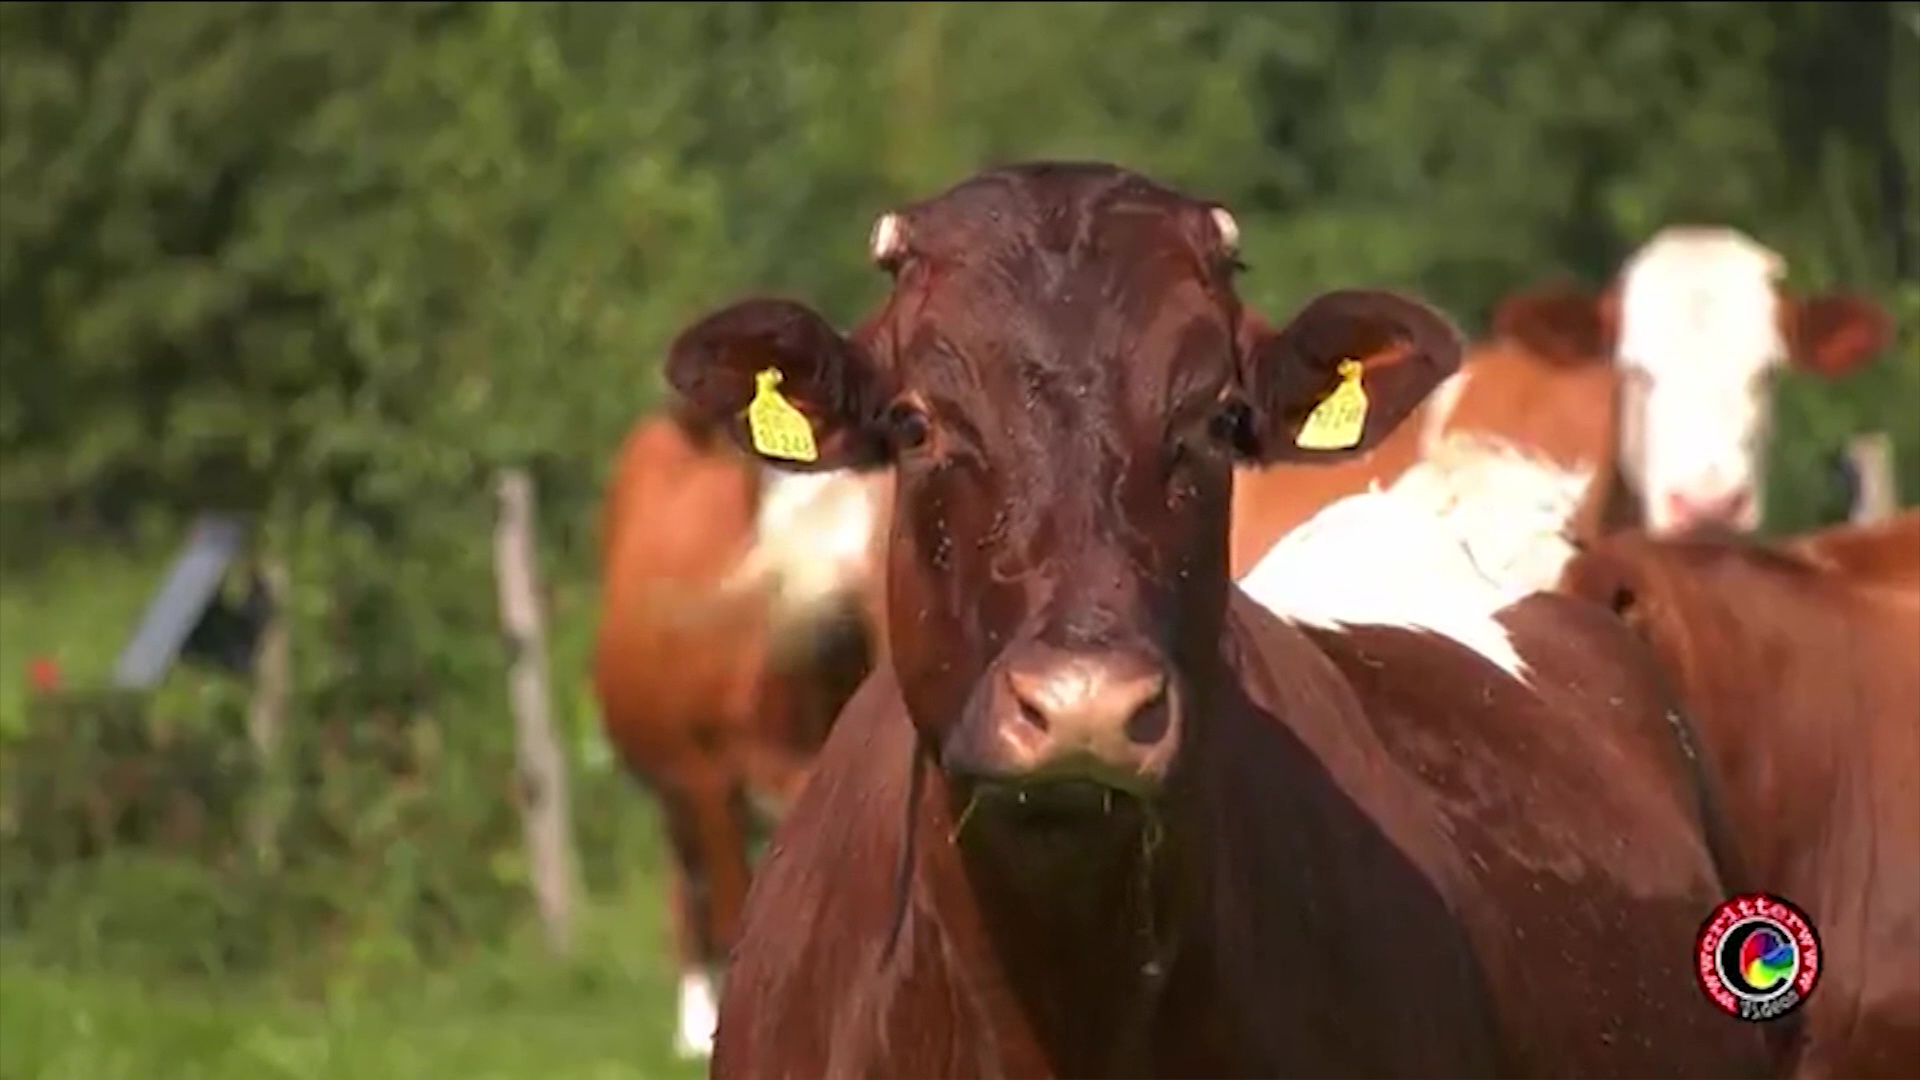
[1559,513,1920,1078]
[664,162,1769,1077]
[589,405,870,1059]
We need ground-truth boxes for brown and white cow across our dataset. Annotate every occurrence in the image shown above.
[664,161,1769,1077]
[1558,512,1920,1079]
[589,406,872,1058]
[1261,447,1920,1077]
[1471,227,1893,537]
[1226,226,1893,569]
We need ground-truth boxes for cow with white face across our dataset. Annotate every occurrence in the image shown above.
[1614,227,1876,534]
[1474,225,1894,538]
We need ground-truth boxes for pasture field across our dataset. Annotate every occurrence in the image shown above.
[0,875,699,1079]
[0,547,702,1079]
[2,4,1912,1076]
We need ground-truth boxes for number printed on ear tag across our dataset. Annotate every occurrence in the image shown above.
[745,368,819,463]
[1294,359,1369,451]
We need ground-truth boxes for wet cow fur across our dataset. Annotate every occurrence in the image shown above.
[1560,513,1920,1078]
[665,162,1770,1077]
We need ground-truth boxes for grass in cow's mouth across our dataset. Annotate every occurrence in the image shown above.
[950,778,1163,842]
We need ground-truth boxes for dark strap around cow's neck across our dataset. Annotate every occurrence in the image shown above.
[1607,590,1752,894]
[882,736,929,963]
[1656,698,1750,894]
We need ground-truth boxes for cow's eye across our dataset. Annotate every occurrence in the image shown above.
[1207,398,1256,455]
[884,399,930,451]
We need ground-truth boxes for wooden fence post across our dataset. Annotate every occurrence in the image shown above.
[245,555,291,865]
[1845,432,1898,525]
[493,468,581,955]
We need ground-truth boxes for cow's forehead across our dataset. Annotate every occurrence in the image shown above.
[1615,227,1788,377]
[891,167,1220,307]
[900,163,1204,243]
[886,180,1230,389]
[892,275,1234,431]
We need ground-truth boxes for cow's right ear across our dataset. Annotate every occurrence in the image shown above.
[666,298,893,472]
[1490,284,1619,366]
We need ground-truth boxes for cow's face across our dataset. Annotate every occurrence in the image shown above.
[1494,227,1891,536]
[666,163,1461,809]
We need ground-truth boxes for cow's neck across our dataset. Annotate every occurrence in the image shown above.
[909,752,1197,1075]
[891,611,1506,1075]
[1636,571,1844,894]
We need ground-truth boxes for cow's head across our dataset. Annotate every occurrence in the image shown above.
[667,163,1460,811]
[1495,227,1891,537]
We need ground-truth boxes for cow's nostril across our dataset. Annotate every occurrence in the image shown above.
[1124,689,1171,745]
[1018,698,1051,733]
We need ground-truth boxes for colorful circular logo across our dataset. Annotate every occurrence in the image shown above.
[1694,893,1821,1022]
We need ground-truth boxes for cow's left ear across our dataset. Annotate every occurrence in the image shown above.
[1781,292,1893,378]
[1237,288,1465,465]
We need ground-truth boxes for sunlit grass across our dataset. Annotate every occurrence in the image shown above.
[0,871,699,1080]
[0,537,699,1079]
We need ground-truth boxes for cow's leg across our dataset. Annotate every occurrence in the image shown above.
[657,759,749,1061]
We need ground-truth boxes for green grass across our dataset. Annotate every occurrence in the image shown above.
[0,540,708,1078]
[0,545,179,740]
[0,873,702,1080]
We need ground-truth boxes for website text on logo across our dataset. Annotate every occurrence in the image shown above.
[1694,892,1821,1023]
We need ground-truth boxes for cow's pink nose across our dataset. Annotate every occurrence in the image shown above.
[946,644,1181,795]
[1663,488,1752,531]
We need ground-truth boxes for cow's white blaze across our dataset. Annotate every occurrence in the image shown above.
[1240,434,1590,683]
[1614,226,1789,535]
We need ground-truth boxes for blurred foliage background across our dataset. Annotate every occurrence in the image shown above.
[0,2,1914,1076]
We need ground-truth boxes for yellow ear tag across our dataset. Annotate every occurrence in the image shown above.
[1294,359,1369,450]
[745,368,819,463]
